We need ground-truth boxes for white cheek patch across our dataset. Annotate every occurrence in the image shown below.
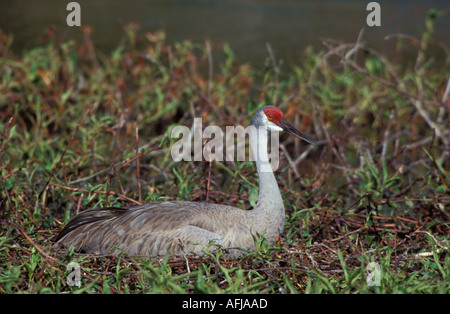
[261,112,269,124]
[261,113,283,131]
[269,123,283,132]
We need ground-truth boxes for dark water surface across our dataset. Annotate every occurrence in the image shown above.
[0,0,448,64]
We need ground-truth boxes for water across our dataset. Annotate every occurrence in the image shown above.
[0,0,448,65]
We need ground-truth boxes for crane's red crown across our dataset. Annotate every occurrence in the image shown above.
[263,107,284,125]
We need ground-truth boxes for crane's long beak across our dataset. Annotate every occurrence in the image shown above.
[279,119,317,145]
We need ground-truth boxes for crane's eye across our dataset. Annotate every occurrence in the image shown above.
[267,115,274,120]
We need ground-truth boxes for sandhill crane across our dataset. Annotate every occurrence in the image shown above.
[54,106,316,258]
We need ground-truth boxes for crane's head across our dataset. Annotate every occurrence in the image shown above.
[252,106,317,145]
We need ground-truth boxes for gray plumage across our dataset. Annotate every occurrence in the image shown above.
[53,106,316,258]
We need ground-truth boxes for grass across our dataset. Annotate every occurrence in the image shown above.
[0,11,449,294]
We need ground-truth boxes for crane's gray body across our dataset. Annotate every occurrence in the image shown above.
[54,107,295,258]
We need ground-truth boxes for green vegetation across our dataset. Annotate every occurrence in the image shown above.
[0,12,448,293]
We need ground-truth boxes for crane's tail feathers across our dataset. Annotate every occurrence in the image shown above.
[53,207,128,243]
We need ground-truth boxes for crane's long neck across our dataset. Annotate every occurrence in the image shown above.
[249,126,284,214]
